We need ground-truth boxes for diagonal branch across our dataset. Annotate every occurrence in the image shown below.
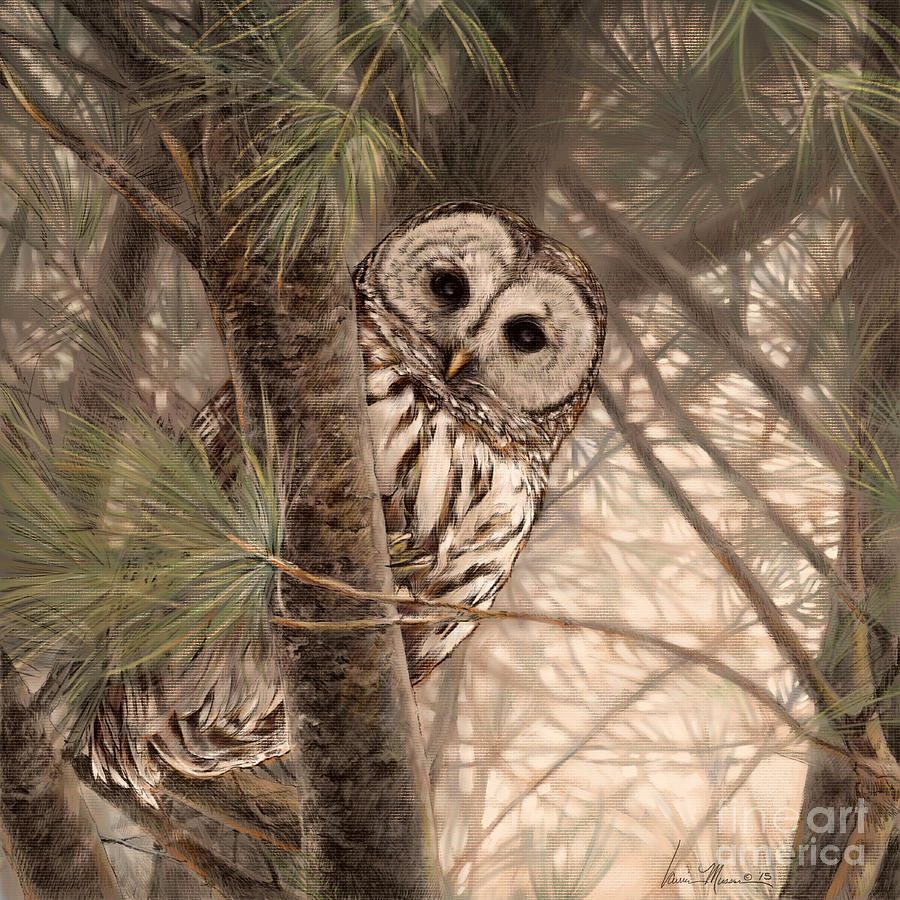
[655,155,830,274]
[559,169,847,472]
[71,759,309,900]
[0,66,202,267]
[0,27,132,95]
[594,377,843,715]
[55,0,163,70]
[608,304,867,624]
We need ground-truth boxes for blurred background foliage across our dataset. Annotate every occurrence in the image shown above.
[2,0,900,897]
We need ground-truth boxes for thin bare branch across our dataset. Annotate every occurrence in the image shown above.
[274,605,847,759]
[594,377,843,715]
[0,653,124,900]
[0,66,202,266]
[70,758,309,900]
[609,303,867,624]
[224,535,863,771]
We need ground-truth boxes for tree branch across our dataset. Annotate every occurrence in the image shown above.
[204,254,442,898]
[0,654,123,900]
[0,67,202,267]
[608,303,867,623]
[0,27,132,95]
[594,378,843,715]
[71,759,310,900]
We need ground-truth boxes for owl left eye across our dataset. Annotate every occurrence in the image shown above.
[430,271,469,309]
[504,316,547,353]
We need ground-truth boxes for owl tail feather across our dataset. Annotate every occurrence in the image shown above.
[87,693,291,806]
[85,651,291,807]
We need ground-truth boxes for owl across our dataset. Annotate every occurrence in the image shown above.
[87,200,606,802]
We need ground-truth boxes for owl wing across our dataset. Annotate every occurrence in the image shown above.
[399,469,537,682]
[88,628,289,805]
[88,383,287,802]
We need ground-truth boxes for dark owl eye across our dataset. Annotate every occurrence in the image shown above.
[504,316,547,353]
[430,271,469,309]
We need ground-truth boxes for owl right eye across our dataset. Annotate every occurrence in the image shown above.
[430,271,469,309]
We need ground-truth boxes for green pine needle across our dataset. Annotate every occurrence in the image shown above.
[0,387,283,718]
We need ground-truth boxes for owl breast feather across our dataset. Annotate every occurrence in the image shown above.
[365,359,544,679]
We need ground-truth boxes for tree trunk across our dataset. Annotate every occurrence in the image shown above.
[780,7,900,896]
[203,251,441,898]
[0,654,123,900]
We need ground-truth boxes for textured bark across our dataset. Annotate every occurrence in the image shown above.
[0,655,123,900]
[203,253,441,898]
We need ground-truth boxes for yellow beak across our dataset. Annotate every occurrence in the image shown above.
[445,347,474,380]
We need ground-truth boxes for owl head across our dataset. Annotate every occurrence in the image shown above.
[353,201,606,448]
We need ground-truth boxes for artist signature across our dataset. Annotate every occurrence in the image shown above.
[660,841,775,893]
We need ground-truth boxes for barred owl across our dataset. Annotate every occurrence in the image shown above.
[88,201,606,802]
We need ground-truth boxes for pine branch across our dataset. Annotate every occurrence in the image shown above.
[0,67,202,267]
[559,168,847,472]
[594,378,844,716]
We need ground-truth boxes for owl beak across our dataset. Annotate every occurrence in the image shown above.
[444,347,474,380]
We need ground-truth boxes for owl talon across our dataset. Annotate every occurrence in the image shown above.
[388,532,414,551]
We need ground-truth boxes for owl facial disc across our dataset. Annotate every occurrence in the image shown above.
[354,201,606,439]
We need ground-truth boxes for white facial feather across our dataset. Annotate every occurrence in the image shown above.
[471,270,596,412]
[362,208,602,417]
[372,212,520,342]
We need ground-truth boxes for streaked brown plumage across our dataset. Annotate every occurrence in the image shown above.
[87,201,606,802]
